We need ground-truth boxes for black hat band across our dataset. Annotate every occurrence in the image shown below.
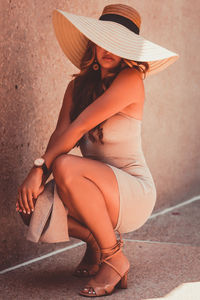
[99,13,140,35]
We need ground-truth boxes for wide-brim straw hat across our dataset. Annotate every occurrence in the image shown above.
[52,4,179,76]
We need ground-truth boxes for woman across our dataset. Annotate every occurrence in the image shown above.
[16,3,178,297]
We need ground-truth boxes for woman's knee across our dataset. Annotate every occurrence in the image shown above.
[52,154,78,187]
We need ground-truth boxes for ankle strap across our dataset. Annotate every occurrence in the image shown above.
[101,231,123,258]
[100,232,124,278]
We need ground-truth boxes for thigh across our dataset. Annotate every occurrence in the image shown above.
[52,154,120,228]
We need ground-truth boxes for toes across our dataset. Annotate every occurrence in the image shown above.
[80,287,96,296]
[75,268,89,277]
[88,287,96,295]
[79,269,88,274]
[74,269,81,276]
[82,269,88,275]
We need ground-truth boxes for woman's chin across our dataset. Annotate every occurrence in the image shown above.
[101,63,119,71]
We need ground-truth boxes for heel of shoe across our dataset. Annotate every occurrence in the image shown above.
[119,271,128,289]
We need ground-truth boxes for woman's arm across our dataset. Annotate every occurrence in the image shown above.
[16,79,74,213]
[42,68,144,170]
[40,130,64,184]
[41,79,74,182]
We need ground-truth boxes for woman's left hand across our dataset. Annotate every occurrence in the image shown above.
[16,167,45,214]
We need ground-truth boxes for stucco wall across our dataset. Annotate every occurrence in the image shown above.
[1,0,200,269]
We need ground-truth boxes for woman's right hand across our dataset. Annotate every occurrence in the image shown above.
[16,167,45,214]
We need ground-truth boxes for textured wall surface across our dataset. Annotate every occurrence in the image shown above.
[1,0,200,269]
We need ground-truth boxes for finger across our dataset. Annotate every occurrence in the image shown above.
[16,201,20,211]
[27,190,35,212]
[21,188,30,214]
[38,185,44,195]
[24,190,32,214]
[32,192,38,207]
[16,200,22,212]
[18,190,26,213]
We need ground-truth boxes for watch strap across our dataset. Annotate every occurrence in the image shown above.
[41,162,49,176]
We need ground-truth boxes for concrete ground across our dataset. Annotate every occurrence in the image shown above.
[0,197,200,300]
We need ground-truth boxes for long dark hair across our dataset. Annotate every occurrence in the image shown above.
[70,40,149,148]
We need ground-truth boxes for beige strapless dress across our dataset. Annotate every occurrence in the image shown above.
[26,111,156,243]
[79,111,157,233]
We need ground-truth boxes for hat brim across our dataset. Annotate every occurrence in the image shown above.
[52,9,179,76]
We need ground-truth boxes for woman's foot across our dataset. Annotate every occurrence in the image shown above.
[73,232,101,277]
[79,239,130,297]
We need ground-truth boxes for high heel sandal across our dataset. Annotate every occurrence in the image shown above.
[73,232,101,277]
[79,234,130,297]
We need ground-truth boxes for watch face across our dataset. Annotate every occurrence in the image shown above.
[34,158,45,167]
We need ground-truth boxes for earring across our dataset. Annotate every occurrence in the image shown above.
[92,59,100,71]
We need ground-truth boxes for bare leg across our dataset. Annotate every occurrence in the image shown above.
[68,214,90,241]
[52,154,120,249]
[55,174,117,249]
[56,185,101,276]
[67,215,101,276]
[52,154,129,296]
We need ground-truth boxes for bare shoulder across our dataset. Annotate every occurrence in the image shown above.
[117,67,144,82]
[53,78,77,133]
[114,67,144,96]
[67,78,75,94]
[62,78,75,107]
[115,68,145,118]
[114,67,144,100]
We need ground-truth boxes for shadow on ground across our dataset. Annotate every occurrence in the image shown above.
[1,200,200,299]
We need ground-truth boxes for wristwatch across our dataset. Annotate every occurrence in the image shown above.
[33,157,49,176]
